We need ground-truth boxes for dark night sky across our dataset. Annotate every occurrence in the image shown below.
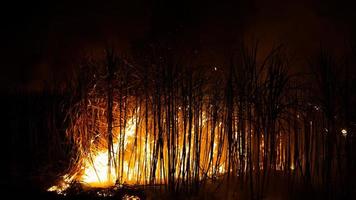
[1,0,355,92]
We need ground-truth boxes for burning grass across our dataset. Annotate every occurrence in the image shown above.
[50,97,230,191]
[46,45,355,199]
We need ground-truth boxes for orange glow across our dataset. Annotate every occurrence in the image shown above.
[48,98,289,194]
[79,112,138,187]
[48,101,230,193]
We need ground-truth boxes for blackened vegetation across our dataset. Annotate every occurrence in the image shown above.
[5,43,356,200]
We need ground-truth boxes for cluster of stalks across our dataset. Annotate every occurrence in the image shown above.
[57,43,355,199]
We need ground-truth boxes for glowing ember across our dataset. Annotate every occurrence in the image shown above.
[122,194,140,200]
[341,129,347,137]
[48,174,76,194]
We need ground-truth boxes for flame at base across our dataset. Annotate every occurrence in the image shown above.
[48,103,288,195]
[79,114,138,187]
[49,112,140,193]
[48,174,76,194]
[81,150,117,187]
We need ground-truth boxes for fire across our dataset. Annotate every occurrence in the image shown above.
[48,99,288,195]
[80,114,137,187]
[81,150,117,187]
[48,174,76,194]
[48,104,229,193]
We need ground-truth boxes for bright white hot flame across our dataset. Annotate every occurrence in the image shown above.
[80,115,137,187]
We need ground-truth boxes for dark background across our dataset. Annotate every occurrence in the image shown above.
[1,0,356,92]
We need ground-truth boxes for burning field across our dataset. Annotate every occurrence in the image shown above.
[25,45,354,200]
[3,1,356,199]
